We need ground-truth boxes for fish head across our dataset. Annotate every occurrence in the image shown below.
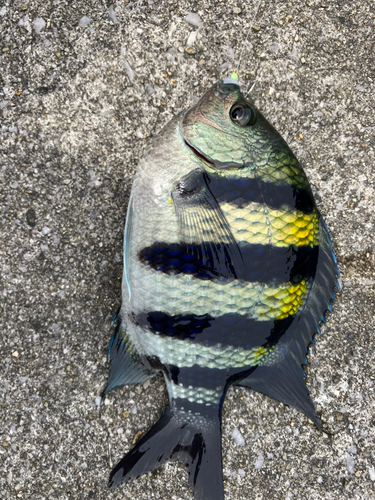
[180,79,286,171]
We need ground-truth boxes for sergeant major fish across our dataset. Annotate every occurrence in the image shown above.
[102,74,339,500]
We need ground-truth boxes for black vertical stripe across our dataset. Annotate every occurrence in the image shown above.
[138,242,318,284]
[208,174,314,213]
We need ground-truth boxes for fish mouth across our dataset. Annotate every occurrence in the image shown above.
[184,139,245,171]
[184,139,215,168]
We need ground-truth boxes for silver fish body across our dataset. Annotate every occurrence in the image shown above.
[103,80,339,500]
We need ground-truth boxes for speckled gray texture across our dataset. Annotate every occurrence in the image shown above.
[1,1,374,499]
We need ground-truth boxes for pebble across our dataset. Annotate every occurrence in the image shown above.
[252,25,261,31]
[270,43,279,53]
[33,17,46,34]
[187,31,198,47]
[121,48,134,82]
[184,13,202,28]
[369,468,375,481]
[185,46,196,55]
[346,454,355,474]
[231,428,245,447]
[108,5,118,24]
[255,454,264,469]
[132,431,142,444]
[78,16,92,28]
[233,7,241,14]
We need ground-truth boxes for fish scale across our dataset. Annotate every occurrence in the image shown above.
[103,78,339,500]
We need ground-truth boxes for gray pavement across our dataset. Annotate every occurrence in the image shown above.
[0,1,374,499]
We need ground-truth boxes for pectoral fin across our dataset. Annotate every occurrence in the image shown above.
[172,169,243,280]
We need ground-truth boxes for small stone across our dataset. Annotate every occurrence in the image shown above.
[299,134,304,140]
[132,431,142,444]
[355,471,362,477]
[12,351,19,358]
[231,428,245,447]
[346,454,355,474]
[185,46,196,55]
[369,468,375,481]
[26,208,37,227]
[252,25,261,31]
[255,453,264,469]
[55,52,61,58]
[78,16,92,28]
[233,7,241,14]
[143,379,150,389]
[187,30,198,47]
[2,441,8,447]
[33,17,46,34]
[295,35,299,41]
[301,57,306,63]
[270,43,279,53]
[108,5,118,24]
[184,13,202,28]
[123,411,129,418]
[2,47,9,52]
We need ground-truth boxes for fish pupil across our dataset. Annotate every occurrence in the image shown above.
[232,108,244,120]
[230,105,252,126]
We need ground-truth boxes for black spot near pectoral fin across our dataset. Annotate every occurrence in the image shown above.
[171,169,244,280]
[237,355,321,430]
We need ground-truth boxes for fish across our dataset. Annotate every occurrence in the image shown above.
[102,74,339,500]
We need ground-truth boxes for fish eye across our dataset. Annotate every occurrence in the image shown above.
[230,104,254,126]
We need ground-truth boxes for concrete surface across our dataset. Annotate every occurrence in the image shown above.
[0,0,374,499]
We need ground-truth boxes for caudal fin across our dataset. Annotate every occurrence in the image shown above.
[109,408,224,500]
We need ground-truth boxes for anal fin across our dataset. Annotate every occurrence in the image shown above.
[102,314,156,397]
[237,354,321,430]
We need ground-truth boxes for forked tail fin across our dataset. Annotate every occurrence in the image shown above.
[109,407,224,500]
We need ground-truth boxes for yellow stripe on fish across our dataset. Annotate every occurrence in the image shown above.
[220,202,319,247]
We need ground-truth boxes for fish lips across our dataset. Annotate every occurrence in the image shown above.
[183,137,245,171]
